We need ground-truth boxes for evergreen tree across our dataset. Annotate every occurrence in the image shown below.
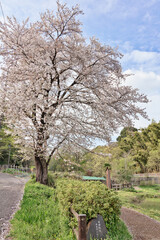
[0,116,22,165]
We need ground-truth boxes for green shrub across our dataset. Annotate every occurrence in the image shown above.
[56,179,121,231]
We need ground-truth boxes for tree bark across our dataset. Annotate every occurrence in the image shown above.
[35,155,48,185]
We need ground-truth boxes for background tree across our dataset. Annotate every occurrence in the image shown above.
[0,115,22,165]
[0,2,148,184]
[115,121,160,173]
[83,145,111,176]
[117,127,138,143]
[147,141,160,172]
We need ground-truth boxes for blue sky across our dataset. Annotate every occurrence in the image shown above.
[1,0,160,140]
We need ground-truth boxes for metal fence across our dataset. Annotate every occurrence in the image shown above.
[0,164,31,173]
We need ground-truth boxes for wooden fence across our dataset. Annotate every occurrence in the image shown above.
[111,183,132,191]
[71,207,87,240]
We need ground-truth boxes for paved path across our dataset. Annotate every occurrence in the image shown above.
[121,207,160,240]
[0,173,28,240]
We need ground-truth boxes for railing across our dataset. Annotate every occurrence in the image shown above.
[70,207,87,240]
[131,176,160,185]
[111,183,132,191]
[0,164,31,173]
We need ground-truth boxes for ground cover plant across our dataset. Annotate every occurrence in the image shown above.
[8,178,132,240]
[118,184,160,221]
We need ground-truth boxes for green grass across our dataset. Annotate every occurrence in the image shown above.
[9,180,132,240]
[118,184,160,221]
[106,219,132,240]
[9,180,75,240]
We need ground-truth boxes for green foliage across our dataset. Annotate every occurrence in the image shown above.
[56,178,121,231]
[115,169,133,184]
[105,163,112,170]
[83,145,111,176]
[9,179,131,240]
[147,141,160,172]
[62,121,160,179]
[115,121,160,173]
[117,127,138,143]
[0,116,22,165]
[47,172,56,187]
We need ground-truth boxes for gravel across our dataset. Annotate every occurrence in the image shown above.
[121,207,160,240]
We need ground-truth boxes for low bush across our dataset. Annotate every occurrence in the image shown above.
[56,179,121,231]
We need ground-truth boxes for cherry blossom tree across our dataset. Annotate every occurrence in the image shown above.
[0,2,148,184]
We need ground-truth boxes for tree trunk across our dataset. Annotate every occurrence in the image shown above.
[35,156,48,185]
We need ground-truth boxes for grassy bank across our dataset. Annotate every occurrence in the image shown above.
[9,180,75,240]
[118,185,160,221]
[8,179,132,240]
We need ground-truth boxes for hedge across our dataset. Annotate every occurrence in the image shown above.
[56,178,121,230]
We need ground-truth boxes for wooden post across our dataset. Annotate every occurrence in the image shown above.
[106,168,111,189]
[78,214,87,240]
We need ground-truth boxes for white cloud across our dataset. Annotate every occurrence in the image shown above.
[124,50,160,64]
[122,50,160,74]
[125,70,160,95]
[133,94,160,129]
[123,69,160,129]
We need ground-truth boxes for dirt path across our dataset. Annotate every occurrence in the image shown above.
[121,207,160,240]
[0,173,29,240]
